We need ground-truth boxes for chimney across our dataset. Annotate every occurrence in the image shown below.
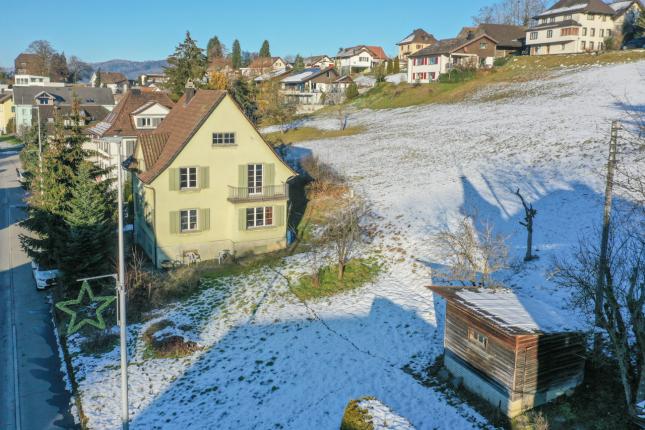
[185,79,196,104]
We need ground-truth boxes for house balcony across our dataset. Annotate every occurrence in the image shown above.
[227,184,288,203]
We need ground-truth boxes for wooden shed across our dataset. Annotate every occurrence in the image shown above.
[429,286,586,417]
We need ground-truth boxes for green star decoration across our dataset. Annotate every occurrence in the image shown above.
[55,280,116,336]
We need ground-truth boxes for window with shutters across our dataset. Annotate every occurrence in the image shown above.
[248,164,263,195]
[179,167,198,190]
[246,207,273,228]
[180,209,198,232]
[212,132,235,145]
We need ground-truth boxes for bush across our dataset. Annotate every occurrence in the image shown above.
[345,83,359,100]
[79,331,119,355]
[142,319,200,359]
[340,398,375,430]
[493,56,511,67]
[299,155,346,194]
[438,66,477,83]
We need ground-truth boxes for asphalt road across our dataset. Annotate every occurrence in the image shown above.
[0,142,76,429]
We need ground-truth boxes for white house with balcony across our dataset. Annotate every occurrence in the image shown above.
[335,46,387,74]
[526,0,622,55]
[86,89,174,180]
[14,74,66,87]
[280,67,353,113]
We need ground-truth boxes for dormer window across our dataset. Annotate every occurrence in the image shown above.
[135,116,163,129]
[37,97,50,105]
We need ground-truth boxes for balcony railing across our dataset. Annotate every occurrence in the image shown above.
[227,184,287,202]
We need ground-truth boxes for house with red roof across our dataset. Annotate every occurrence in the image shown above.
[335,45,388,74]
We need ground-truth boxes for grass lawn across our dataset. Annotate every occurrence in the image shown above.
[263,126,365,146]
[352,50,645,110]
[291,258,381,301]
[0,135,21,145]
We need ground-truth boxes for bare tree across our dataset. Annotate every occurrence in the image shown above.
[473,0,548,26]
[553,225,644,419]
[322,197,368,280]
[514,188,538,261]
[434,215,508,287]
[27,40,55,77]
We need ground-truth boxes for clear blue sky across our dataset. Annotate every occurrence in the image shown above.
[2,0,493,67]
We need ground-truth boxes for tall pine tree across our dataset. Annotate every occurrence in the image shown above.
[164,31,207,98]
[231,39,242,69]
[230,78,258,124]
[206,36,224,61]
[259,40,271,58]
[55,161,115,286]
[293,54,305,72]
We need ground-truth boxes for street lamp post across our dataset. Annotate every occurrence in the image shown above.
[116,139,129,430]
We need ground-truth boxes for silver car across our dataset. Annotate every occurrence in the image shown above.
[31,261,61,290]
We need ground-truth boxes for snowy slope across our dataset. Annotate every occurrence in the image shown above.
[70,61,645,430]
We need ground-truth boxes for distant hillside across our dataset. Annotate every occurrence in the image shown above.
[89,59,168,80]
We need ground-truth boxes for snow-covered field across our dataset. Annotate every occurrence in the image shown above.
[71,61,645,429]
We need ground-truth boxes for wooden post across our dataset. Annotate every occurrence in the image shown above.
[594,120,619,356]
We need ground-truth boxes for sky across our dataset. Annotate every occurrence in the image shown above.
[1,0,494,68]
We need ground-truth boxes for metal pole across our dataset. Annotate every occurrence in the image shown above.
[116,140,129,429]
[36,107,43,196]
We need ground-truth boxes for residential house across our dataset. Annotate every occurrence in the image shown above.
[526,0,618,55]
[407,34,497,83]
[457,24,527,56]
[280,67,353,112]
[139,73,168,87]
[609,0,645,38]
[303,55,335,69]
[14,53,67,84]
[253,68,292,84]
[91,71,130,94]
[128,86,296,268]
[243,57,289,77]
[396,29,438,61]
[86,88,174,178]
[430,286,585,418]
[0,90,14,134]
[12,86,115,136]
[14,75,66,87]
[335,45,388,74]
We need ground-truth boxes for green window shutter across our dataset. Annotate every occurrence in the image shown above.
[238,208,247,231]
[275,205,285,227]
[200,208,210,231]
[169,211,180,234]
[238,165,248,188]
[200,166,210,189]
[169,168,179,191]
[265,163,275,187]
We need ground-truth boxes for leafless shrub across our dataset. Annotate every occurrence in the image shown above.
[322,197,370,280]
[552,224,644,418]
[433,215,508,287]
[300,155,346,196]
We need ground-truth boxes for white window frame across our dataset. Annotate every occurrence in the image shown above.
[468,327,488,350]
[246,207,273,229]
[212,132,235,145]
[247,164,263,195]
[547,30,553,38]
[530,32,538,40]
[179,167,198,190]
[180,209,198,232]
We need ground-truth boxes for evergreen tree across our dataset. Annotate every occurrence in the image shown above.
[50,52,68,82]
[95,67,102,87]
[164,31,207,98]
[230,78,259,124]
[55,162,115,285]
[231,39,242,69]
[345,83,359,100]
[393,57,400,73]
[259,40,271,58]
[206,36,224,61]
[293,54,305,72]
[386,59,393,75]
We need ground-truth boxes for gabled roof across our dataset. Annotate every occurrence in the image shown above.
[536,0,616,18]
[87,89,174,138]
[366,46,388,60]
[137,90,227,184]
[95,71,128,84]
[429,286,584,335]
[303,55,332,66]
[12,86,115,106]
[0,91,11,104]
[473,24,527,48]
[249,57,285,70]
[336,45,388,60]
[409,34,497,57]
[397,28,438,46]
[281,67,338,84]
[609,0,644,16]
[254,68,293,83]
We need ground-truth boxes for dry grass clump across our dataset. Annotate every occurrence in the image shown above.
[142,319,200,359]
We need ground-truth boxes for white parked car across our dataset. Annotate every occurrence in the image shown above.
[31,261,61,290]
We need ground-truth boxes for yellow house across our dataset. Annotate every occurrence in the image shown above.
[130,87,297,267]
[0,91,14,134]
